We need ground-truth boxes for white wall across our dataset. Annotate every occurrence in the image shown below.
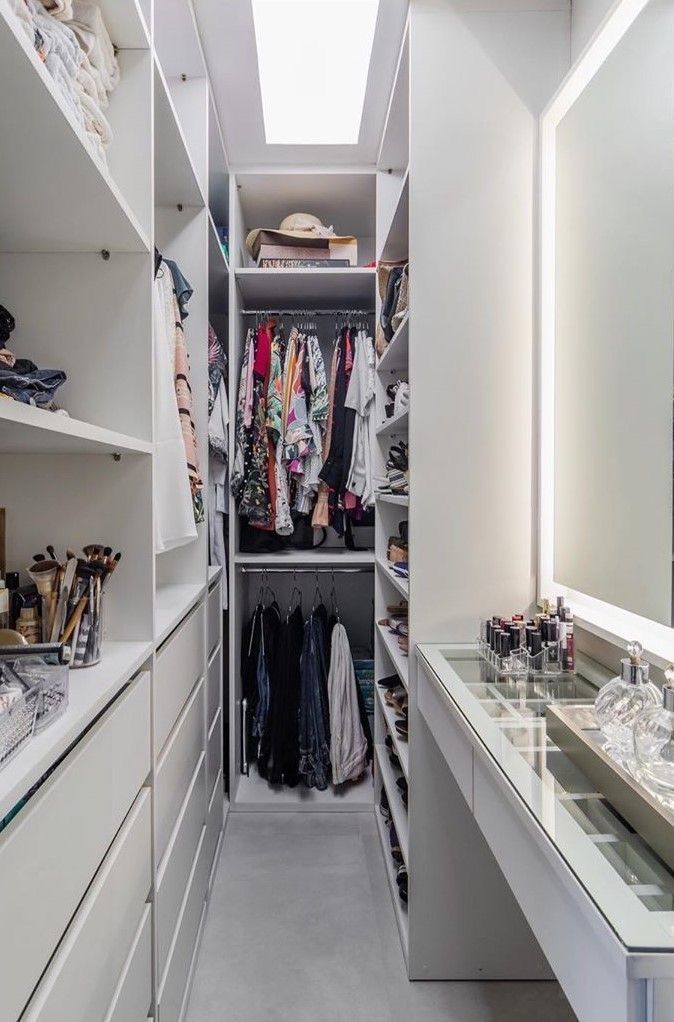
[571,0,616,57]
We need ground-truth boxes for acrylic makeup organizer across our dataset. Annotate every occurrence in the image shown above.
[477,620,567,677]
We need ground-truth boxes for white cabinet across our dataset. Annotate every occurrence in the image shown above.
[155,602,206,756]
[156,677,205,865]
[104,904,153,1022]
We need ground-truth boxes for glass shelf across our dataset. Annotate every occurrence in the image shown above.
[417,643,674,952]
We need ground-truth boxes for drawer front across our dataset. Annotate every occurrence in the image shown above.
[207,583,221,655]
[207,645,222,729]
[0,671,150,1022]
[23,788,152,1022]
[155,602,205,756]
[104,904,152,1022]
[159,826,209,1022]
[157,755,206,980]
[418,661,474,808]
[207,707,223,803]
[205,770,224,891]
[156,678,204,865]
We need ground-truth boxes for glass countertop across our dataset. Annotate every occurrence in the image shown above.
[417,643,674,953]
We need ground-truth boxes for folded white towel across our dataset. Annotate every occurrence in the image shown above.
[70,0,118,94]
[77,84,112,147]
[37,0,73,21]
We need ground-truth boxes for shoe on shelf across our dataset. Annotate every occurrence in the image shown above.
[387,601,408,616]
[377,673,399,688]
[385,734,394,750]
[389,824,403,864]
[389,752,401,770]
[396,776,408,795]
[379,790,391,823]
[395,719,409,741]
[399,885,408,904]
[396,864,408,888]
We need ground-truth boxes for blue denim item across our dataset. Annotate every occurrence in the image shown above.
[299,610,331,790]
[0,367,66,406]
[252,642,271,739]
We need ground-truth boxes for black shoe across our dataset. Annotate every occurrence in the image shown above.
[396,864,408,887]
[395,719,409,741]
[379,790,391,822]
[385,734,394,750]
[389,752,401,770]
[399,884,408,904]
[396,776,407,794]
[377,673,399,688]
[389,824,403,864]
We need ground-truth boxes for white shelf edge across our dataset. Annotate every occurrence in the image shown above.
[376,493,409,507]
[376,557,409,600]
[0,401,153,455]
[376,313,409,375]
[234,267,376,278]
[375,744,409,864]
[375,810,409,961]
[155,581,208,645]
[376,622,409,690]
[235,550,375,566]
[375,683,410,779]
[376,408,409,438]
[0,3,150,252]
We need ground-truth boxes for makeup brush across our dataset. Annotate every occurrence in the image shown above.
[46,545,57,561]
[33,553,46,562]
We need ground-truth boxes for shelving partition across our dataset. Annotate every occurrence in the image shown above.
[0,1,228,1019]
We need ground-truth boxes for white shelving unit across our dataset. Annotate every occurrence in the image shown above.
[0,0,227,1017]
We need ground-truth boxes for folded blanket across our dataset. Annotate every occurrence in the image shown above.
[78,51,108,108]
[77,83,112,147]
[69,0,118,93]
[37,0,73,20]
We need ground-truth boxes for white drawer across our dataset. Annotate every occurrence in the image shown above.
[159,826,209,1022]
[207,645,222,729]
[155,602,205,756]
[0,671,150,1022]
[104,903,152,1022]
[418,660,474,808]
[156,677,204,864]
[23,788,152,1022]
[205,770,224,890]
[207,707,223,803]
[157,754,206,980]
[207,582,221,655]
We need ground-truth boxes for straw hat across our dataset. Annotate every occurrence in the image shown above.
[245,213,354,257]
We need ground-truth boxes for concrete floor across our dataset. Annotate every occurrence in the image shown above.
[186,812,577,1022]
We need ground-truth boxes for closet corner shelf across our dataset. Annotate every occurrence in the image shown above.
[376,315,409,375]
[378,169,409,265]
[0,6,150,253]
[0,639,153,823]
[235,550,375,567]
[154,57,206,209]
[234,267,376,308]
[375,810,409,958]
[375,684,410,779]
[208,212,229,314]
[155,581,207,645]
[376,408,409,438]
[0,401,153,456]
[376,493,409,508]
[375,744,409,864]
[376,622,409,690]
[376,557,409,599]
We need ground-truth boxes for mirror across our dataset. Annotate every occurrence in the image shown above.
[551,0,674,626]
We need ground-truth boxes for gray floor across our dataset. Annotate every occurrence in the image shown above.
[186,812,577,1022]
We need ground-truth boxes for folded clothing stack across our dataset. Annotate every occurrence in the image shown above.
[8,0,119,167]
[0,305,67,410]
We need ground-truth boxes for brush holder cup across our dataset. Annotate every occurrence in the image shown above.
[70,597,103,669]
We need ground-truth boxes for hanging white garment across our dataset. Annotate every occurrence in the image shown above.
[345,330,376,507]
[328,623,369,784]
[153,272,198,554]
[208,377,229,609]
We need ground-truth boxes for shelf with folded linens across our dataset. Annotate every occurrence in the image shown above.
[0,1,151,253]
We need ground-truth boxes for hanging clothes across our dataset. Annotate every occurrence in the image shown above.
[344,329,376,508]
[328,622,369,784]
[241,597,281,767]
[257,603,304,786]
[298,604,331,791]
[153,263,198,554]
[208,324,229,609]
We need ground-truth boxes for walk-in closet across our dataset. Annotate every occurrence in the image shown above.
[2,0,674,1020]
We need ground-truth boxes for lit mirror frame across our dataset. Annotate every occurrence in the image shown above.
[539,0,674,663]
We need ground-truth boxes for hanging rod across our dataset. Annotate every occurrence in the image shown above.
[239,566,374,574]
[240,309,375,317]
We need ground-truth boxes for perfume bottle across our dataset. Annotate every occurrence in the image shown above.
[594,641,660,762]
[632,666,674,808]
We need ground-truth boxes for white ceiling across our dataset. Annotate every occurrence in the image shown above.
[192,0,408,168]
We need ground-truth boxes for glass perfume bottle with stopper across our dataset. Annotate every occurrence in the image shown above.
[632,665,674,808]
[594,641,660,762]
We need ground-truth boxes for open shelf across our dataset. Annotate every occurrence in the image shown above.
[376,622,409,689]
[0,640,153,823]
[376,493,409,507]
[375,744,409,863]
[377,314,409,375]
[0,401,152,456]
[154,0,207,80]
[376,557,409,599]
[376,408,409,438]
[375,811,409,960]
[154,58,205,208]
[375,684,410,779]
[97,0,150,47]
[378,23,409,173]
[208,213,229,314]
[155,582,207,645]
[0,6,149,253]
[233,770,373,812]
[235,268,376,309]
[378,170,409,264]
[235,550,375,567]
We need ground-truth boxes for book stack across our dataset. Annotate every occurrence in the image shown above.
[251,232,358,268]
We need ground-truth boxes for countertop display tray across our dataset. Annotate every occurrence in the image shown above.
[547,704,674,873]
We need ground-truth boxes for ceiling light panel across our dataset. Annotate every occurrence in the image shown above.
[252,0,379,145]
